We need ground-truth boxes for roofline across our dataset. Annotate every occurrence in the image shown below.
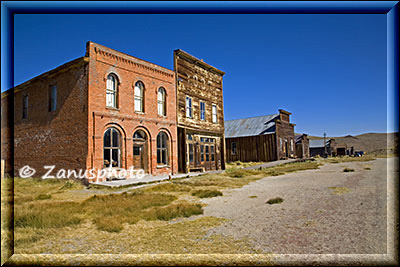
[174,49,225,76]
[225,113,279,122]
[225,132,276,139]
[89,41,174,74]
[279,109,292,115]
[1,57,88,99]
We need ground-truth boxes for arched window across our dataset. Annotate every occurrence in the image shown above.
[157,87,166,116]
[157,131,168,165]
[106,74,118,108]
[134,81,144,112]
[103,128,121,167]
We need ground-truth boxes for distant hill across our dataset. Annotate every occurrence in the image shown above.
[297,132,398,153]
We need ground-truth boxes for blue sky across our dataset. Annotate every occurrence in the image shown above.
[13,14,388,136]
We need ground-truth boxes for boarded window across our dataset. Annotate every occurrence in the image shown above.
[212,104,217,123]
[22,95,28,119]
[49,85,57,111]
[200,101,205,120]
[186,96,192,118]
[134,81,144,112]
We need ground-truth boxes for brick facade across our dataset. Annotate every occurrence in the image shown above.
[1,42,178,181]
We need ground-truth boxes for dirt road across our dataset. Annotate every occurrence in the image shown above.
[202,158,396,254]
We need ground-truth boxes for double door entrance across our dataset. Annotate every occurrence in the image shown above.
[187,136,216,171]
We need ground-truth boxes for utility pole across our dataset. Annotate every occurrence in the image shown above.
[324,132,327,157]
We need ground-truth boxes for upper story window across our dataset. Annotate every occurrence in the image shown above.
[106,74,118,108]
[157,87,166,116]
[186,96,192,118]
[134,81,144,112]
[200,101,205,121]
[22,95,28,119]
[212,104,217,123]
[49,85,57,112]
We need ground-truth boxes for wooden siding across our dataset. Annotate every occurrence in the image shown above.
[225,134,277,163]
[174,50,226,172]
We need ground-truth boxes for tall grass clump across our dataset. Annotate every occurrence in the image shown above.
[191,189,223,198]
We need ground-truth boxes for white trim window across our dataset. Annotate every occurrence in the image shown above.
[212,104,217,123]
[106,74,118,108]
[134,81,144,112]
[186,96,192,118]
[200,101,205,120]
[158,87,166,116]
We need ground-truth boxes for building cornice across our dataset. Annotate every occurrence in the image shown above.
[174,49,225,76]
[93,44,174,79]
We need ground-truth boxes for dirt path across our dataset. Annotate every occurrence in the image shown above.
[202,158,395,254]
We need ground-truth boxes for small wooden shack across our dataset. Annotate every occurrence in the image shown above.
[309,139,337,157]
[295,134,310,158]
[225,109,296,163]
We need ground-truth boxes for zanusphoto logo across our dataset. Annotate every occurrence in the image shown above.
[18,165,145,180]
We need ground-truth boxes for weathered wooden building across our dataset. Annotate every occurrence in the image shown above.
[309,139,337,157]
[174,50,226,173]
[295,134,310,158]
[225,109,296,163]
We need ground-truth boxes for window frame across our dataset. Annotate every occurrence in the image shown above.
[200,101,206,121]
[212,104,217,123]
[231,142,237,155]
[134,81,145,113]
[157,131,169,166]
[186,96,192,118]
[157,87,166,116]
[103,127,121,168]
[106,74,118,108]
[22,95,28,119]
[49,85,57,112]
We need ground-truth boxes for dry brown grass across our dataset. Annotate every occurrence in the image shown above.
[9,160,323,254]
[226,161,267,170]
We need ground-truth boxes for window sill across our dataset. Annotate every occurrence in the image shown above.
[156,165,170,169]
[106,106,120,111]
[135,111,145,115]
[158,115,167,118]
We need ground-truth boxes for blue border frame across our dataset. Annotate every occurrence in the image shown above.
[1,1,399,265]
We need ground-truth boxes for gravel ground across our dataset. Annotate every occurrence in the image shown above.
[202,158,396,254]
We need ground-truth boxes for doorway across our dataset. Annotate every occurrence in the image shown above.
[133,130,148,172]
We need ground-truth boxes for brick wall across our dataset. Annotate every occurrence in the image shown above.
[2,58,89,177]
[86,42,178,180]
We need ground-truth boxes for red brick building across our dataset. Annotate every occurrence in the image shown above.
[1,42,178,181]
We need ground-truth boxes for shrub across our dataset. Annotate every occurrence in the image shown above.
[191,189,223,198]
[143,202,203,221]
[266,197,284,205]
[145,183,191,192]
[14,201,82,229]
[35,194,52,200]
[343,168,355,172]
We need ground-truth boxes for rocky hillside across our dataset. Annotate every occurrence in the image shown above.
[305,132,398,153]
